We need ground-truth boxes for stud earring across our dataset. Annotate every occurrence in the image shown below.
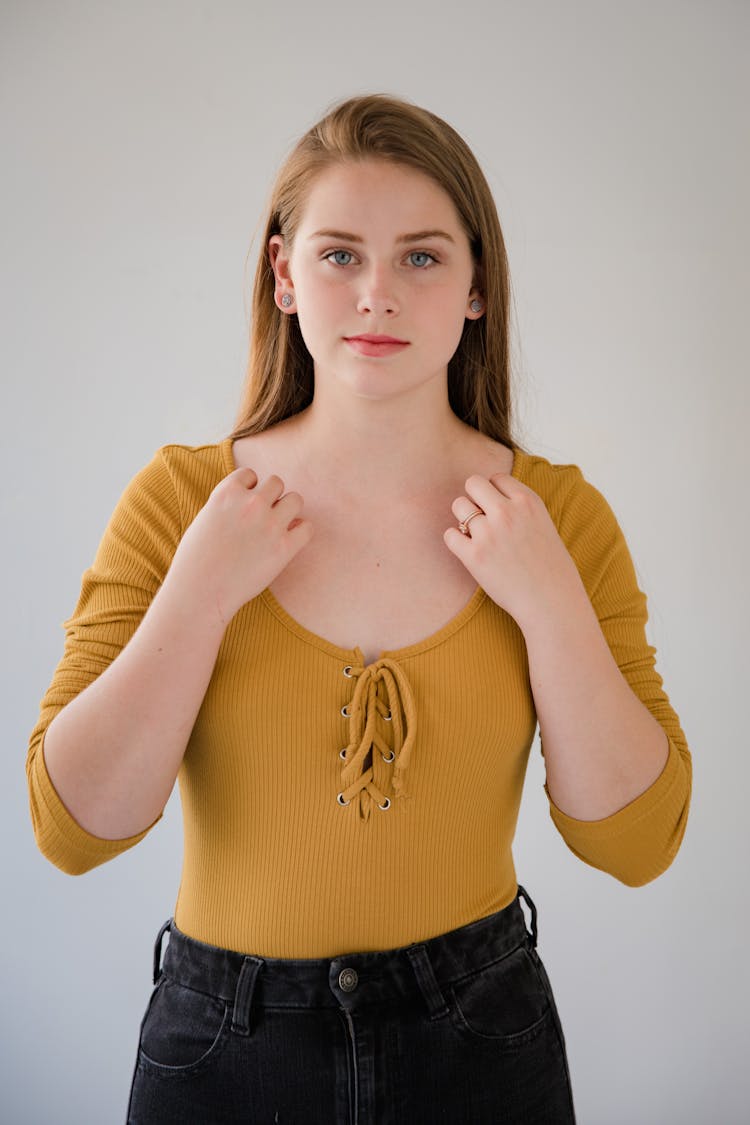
[281,293,294,308]
[470,299,483,313]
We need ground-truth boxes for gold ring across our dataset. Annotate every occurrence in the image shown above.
[458,509,484,535]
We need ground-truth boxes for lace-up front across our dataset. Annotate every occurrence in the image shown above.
[338,657,417,820]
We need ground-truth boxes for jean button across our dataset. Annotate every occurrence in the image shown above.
[338,967,359,993]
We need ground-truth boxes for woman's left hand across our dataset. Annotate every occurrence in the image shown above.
[443,473,586,630]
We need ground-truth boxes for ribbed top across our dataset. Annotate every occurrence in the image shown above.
[26,440,692,957]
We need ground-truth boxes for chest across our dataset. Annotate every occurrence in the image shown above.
[267,503,479,665]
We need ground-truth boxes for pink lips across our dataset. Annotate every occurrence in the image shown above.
[349,334,408,344]
[345,334,410,357]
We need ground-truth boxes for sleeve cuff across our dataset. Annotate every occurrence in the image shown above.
[29,735,162,875]
[545,739,690,885]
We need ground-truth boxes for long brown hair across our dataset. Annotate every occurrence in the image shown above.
[231,93,522,449]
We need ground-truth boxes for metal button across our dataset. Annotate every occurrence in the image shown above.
[338,967,359,993]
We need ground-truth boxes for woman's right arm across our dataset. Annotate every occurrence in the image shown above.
[28,451,313,862]
[41,567,231,839]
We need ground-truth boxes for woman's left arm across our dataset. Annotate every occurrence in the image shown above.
[516,568,670,821]
[445,464,692,885]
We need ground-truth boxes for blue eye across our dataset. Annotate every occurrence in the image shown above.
[325,250,354,266]
[409,251,436,268]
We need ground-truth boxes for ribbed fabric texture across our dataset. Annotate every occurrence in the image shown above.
[26,440,692,957]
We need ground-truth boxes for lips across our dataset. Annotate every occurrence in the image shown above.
[345,336,410,357]
[346,334,408,344]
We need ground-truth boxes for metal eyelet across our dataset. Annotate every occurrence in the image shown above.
[383,709,392,721]
[339,748,348,760]
[337,793,350,806]
[343,665,354,677]
[378,798,391,811]
[341,704,350,718]
[381,750,395,763]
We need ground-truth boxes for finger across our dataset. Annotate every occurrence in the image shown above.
[271,490,303,520]
[231,466,259,489]
[285,518,315,550]
[443,525,473,556]
[451,499,484,526]
[463,473,511,507]
[487,472,535,498]
[255,474,287,501]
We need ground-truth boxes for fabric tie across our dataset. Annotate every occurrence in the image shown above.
[340,657,417,820]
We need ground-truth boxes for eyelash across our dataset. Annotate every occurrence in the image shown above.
[323,249,439,269]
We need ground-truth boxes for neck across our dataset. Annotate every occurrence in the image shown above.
[279,390,479,505]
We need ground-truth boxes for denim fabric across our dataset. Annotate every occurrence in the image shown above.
[126,887,575,1124]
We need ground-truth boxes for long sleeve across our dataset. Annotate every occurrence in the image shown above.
[26,448,184,874]
[536,463,692,885]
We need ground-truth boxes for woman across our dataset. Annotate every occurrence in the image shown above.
[26,93,691,1123]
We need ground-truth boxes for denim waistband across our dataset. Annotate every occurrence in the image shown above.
[151,887,538,1037]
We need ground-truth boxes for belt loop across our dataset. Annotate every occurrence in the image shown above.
[517,885,538,948]
[152,918,173,984]
[231,956,263,1037]
[406,945,449,1020]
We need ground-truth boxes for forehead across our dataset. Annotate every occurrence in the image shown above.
[297,160,465,236]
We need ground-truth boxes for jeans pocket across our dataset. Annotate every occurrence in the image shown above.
[448,941,552,1046]
[138,976,230,1076]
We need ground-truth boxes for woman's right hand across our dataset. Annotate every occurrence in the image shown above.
[163,467,314,625]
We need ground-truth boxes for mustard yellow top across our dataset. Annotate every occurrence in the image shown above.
[26,440,692,957]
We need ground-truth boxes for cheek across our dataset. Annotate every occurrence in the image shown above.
[294,285,342,355]
[422,288,469,335]
[297,272,342,313]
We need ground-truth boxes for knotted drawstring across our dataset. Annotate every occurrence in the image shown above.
[339,657,417,820]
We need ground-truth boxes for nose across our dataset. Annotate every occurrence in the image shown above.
[356,264,400,317]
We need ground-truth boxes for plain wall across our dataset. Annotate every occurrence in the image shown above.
[3,1,747,1122]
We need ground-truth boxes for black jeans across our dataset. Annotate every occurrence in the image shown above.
[126,886,575,1124]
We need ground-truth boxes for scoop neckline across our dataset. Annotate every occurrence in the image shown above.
[219,436,527,664]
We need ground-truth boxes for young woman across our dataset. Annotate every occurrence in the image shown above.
[27,93,691,1124]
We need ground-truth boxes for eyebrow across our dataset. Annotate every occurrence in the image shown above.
[308,228,456,245]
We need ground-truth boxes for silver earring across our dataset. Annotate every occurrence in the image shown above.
[281,293,294,308]
[470,299,483,313]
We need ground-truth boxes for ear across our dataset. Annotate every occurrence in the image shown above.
[466,264,486,320]
[466,282,485,320]
[268,234,296,312]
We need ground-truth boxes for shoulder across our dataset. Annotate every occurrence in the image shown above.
[512,447,620,540]
[513,446,586,508]
[135,439,234,519]
[105,440,233,544]
[154,438,233,482]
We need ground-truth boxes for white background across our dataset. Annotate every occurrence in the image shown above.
[3,1,747,1122]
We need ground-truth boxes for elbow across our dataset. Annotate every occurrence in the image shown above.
[29,815,152,876]
[28,803,111,876]
[571,802,691,888]
[564,842,683,888]
[34,842,104,877]
[27,772,155,877]
[626,795,692,886]
[611,847,681,888]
